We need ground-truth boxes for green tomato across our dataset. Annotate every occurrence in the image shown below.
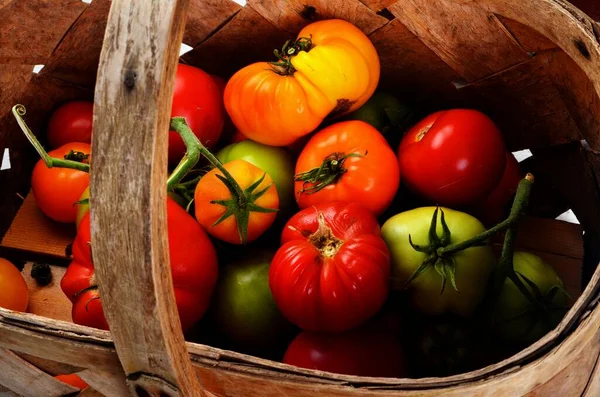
[216,140,296,215]
[75,186,89,229]
[381,207,496,317]
[491,251,569,345]
[209,249,296,356]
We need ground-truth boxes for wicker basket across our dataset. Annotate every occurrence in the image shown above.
[2,0,600,395]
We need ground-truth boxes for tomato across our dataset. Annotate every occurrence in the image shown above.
[55,374,88,390]
[230,130,247,144]
[381,207,496,317]
[75,186,90,229]
[169,64,225,163]
[269,202,391,332]
[211,74,237,143]
[470,152,523,226]
[208,249,296,355]
[397,109,507,208]
[31,142,90,223]
[344,92,411,141]
[61,198,219,333]
[294,120,400,216]
[0,258,29,312]
[490,251,569,345]
[283,313,407,378]
[194,159,279,244]
[224,19,380,146]
[216,140,296,216]
[46,101,94,148]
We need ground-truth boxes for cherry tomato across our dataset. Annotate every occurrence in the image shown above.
[270,202,391,332]
[169,64,225,163]
[46,101,94,148]
[0,258,29,312]
[294,120,400,216]
[397,109,507,208]
[31,142,90,223]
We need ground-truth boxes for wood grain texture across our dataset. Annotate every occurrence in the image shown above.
[582,352,600,396]
[21,262,72,322]
[40,0,112,89]
[0,64,33,118]
[16,353,82,376]
[0,0,88,63]
[359,0,397,12]
[1,193,76,261]
[496,16,558,54]
[91,0,203,395]
[77,368,129,397]
[388,0,530,82]
[184,0,242,47]
[0,348,79,397]
[248,0,389,35]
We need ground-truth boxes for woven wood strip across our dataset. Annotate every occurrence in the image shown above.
[359,0,397,13]
[184,0,242,48]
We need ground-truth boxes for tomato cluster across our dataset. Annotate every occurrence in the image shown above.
[16,18,571,380]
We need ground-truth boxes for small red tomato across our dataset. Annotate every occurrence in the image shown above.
[55,374,89,390]
[283,313,407,378]
[397,109,507,208]
[46,101,94,148]
[269,202,391,332]
[470,152,523,226]
[169,64,225,163]
[31,142,91,223]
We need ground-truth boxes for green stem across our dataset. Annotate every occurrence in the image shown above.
[12,105,90,172]
[168,117,245,199]
[438,174,534,257]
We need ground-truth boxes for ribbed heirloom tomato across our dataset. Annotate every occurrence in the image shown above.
[31,142,91,223]
[61,198,219,332]
[397,109,507,208]
[269,202,391,332]
[224,19,380,146]
[294,120,400,216]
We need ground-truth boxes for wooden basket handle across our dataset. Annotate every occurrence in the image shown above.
[89,1,204,395]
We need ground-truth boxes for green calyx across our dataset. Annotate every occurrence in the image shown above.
[269,35,313,76]
[294,151,366,195]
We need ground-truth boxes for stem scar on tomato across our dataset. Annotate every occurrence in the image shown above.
[269,35,313,76]
[308,213,344,259]
[294,151,367,194]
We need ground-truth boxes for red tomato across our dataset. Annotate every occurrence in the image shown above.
[61,198,219,333]
[294,120,400,216]
[55,374,88,390]
[211,74,237,143]
[269,202,391,332]
[169,64,225,163]
[283,313,407,378]
[230,130,248,144]
[470,152,523,226]
[397,109,507,208]
[31,142,90,223]
[46,101,94,148]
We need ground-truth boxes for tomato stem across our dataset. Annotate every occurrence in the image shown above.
[12,105,90,172]
[269,35,313,76]
[295,151,366,195]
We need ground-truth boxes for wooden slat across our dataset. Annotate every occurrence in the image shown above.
[77,368,129,397]
[359,0,397,12]
[0,0,88,64]
[91,0,203,395]
[496,16,558,54]
[582,352,600,396]
[39,0,112,89]
[0,348,79,397]
[248,0,389,35]
[184,0,242,47]
[21,263,72,322]
[16,353,82,376]
[1,193,76,261]
[388,0,530,82]
[456,52,583,151]
[182,6,285,77]
[0,64,33,117]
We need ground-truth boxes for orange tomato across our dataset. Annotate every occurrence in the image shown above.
[224,19,380,147]
[31,142,90,223]
[0,258,29,312]
[194,159,279,244]
[55,374,89,390]
[294,120,400,216]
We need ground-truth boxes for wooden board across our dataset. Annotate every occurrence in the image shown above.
[21,263,72,323]
[1,192,75,261]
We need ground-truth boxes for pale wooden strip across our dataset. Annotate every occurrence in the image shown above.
[77,369,129,397]
[21,263,72,323]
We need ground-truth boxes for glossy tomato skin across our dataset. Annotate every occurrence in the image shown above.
[470,152,523,226]
[194,159,279,244]
[381,207,496,317]
[169,64,225,163]
[46,101,94,148]
[283,313,407,378]
[31,142,91,223]
[61,198,219,333]
[224,19,380,146]
[294,120,400,217]
[397,109,507,208]
[269,202,391,332]
[0,258,29,312]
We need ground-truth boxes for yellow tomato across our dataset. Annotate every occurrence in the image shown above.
[0,258,29,312]
[224,19,380,146]
[75,186,90,229]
